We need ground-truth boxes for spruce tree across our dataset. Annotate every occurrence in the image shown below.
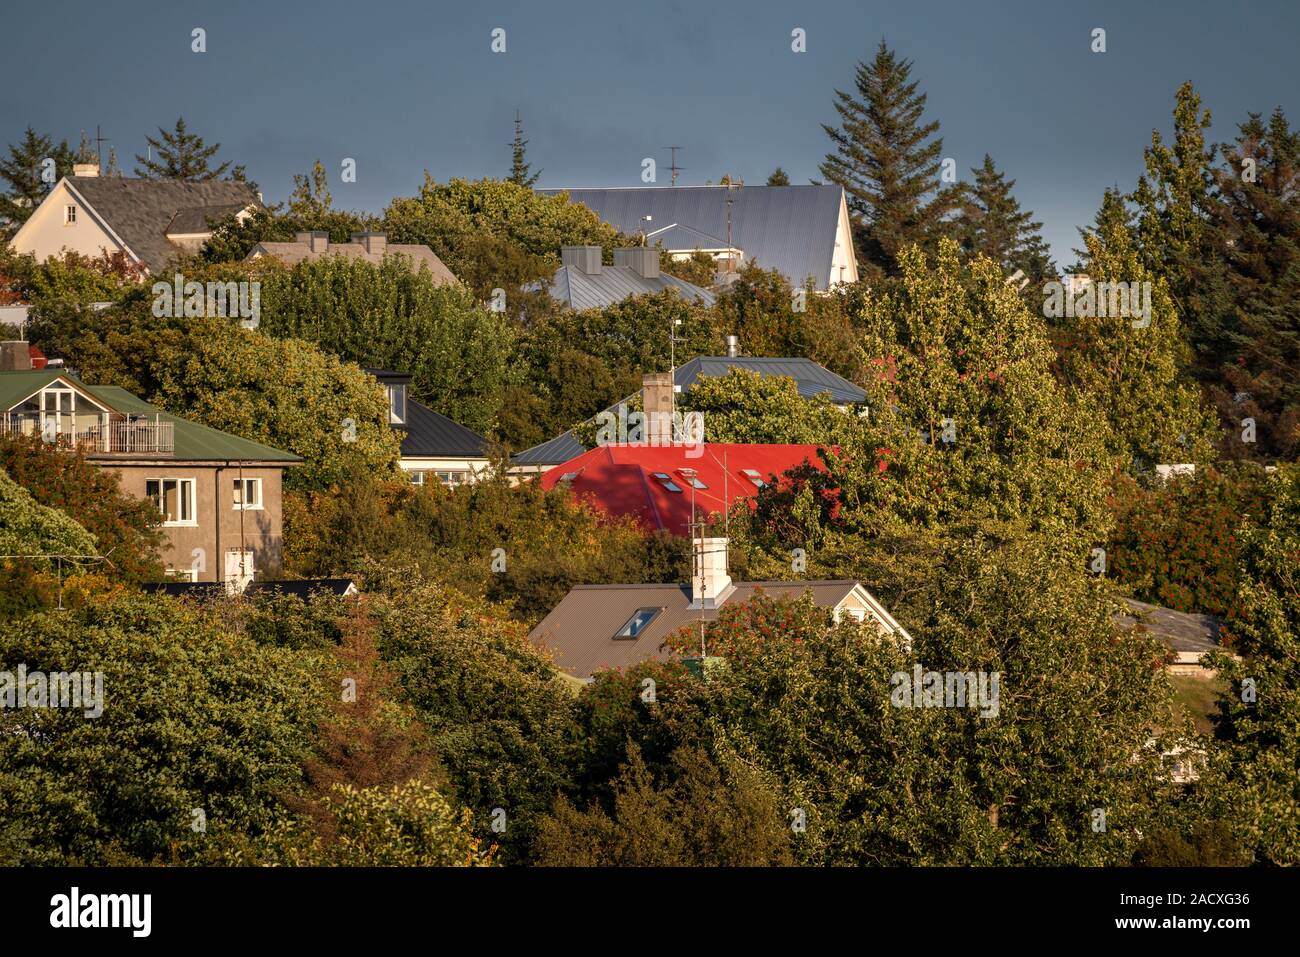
[766,167,790,186]
[820,41,962,278]
[959,154,1055,285]
[508,111,540,187]
[0,128,74,236]
[133,116,230,181]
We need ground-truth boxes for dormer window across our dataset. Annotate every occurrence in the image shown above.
[387,383,407,425]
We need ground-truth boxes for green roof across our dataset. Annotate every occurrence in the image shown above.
[1,371,299,464]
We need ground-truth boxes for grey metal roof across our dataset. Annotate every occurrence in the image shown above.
[539,185,848,290]
[400,398,489,458]
[529,580,862,678]
[1117,599,1225,654]
[510,356,866,465]
[65,176,260,273]
[645,222,731,250]
[542,263,714,310]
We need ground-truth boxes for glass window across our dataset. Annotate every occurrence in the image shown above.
[65,205,76,224]
[232,477,262,509]
[651,472,682,492]
[614,607,661,639]
[680,473,708,490]
[146,478,195,524]
[741,469,767,488]
[409,470,426,486]
[435,470,469,486]
[388,383,407,425]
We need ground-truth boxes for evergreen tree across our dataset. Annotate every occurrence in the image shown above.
[1194,109,1300,460]
[0,128,75,237]
[1070,187,1134,272]
[105,146,121,177]
[508,110,540,188]
[133,116,230,181]
[819,41,962,277]
[958,154,1055,285]
[766,167,790,186]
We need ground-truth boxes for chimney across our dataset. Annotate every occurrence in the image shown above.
[726,334,739,357]
[691,537,734,608]
[613,246,660,279]
[352,231,388,257]
[642,371,674,445]
[560,245,602,275]
[72,162,99,178]
[0,341,33,372]
[307,230,329,254]
[294,231,313,244]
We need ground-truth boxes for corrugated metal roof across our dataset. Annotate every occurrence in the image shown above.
[1117,598,1225,654]
[539,185,848,290]
[511,356,865,465]
[529,580,861,678]
[539,442,826,536]
[400,398,488,458]
[541,264,714,310]
[0,371,298,463]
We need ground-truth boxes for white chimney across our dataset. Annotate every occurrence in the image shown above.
[726,334,739,357]
[352,231,388,257]
[691,537,734,609]
[72,162,99,178]
[307,230,329,254]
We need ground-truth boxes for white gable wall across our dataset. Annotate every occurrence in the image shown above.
[829,192,859,288]
[9,180,134,265]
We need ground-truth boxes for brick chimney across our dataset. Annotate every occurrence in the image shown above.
[691,537,734,608]
[0,341,33,371]
[72,163,99,178]
[614,246,660,279]
[560,245,602,275]
[352,232,388,257]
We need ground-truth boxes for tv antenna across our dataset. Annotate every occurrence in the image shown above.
[664,146,684,186]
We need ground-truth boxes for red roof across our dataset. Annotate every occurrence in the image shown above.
[540,443,825,537]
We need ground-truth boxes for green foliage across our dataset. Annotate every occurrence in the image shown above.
[0,594,328,864]
[1105,464,1271,616]
[0,435,165,586]
[680,367,854,445]
[257,255,511,434]
[1205,463,1300,864]
[536,746,792,866]
[0,127,75,237]
[958,154,1056,286]
[820,41,963,278]
[766,167,791,186]
[283,471,688,624]
[133,116,231,181]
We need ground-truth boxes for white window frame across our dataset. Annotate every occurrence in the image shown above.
[409,470,426,486]
[166,567,199,583]
[232,477,263,510]
[64,204,77,225]
[145,478,197,526]
[388,383,407,425]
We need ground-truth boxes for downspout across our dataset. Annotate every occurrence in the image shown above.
[213,467,221,584]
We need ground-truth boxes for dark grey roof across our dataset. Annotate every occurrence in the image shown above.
[244,578,358,598]
[539,185,848,290]
[529,580,863,678]
[401,398,489,458]
[1118,599,1225,654]
[66,176,260,272]
[166,203,248,235]
[542,263,714,310]
[511,356,866,466]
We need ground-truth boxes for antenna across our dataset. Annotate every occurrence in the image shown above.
[94,125,110,169]
[664,146,684,186]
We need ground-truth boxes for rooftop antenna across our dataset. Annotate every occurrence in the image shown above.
[668,315,683,432]
[664,146,684,186]
[94,125,110,169]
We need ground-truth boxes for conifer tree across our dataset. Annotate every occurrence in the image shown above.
[958,154,1055,284]
[508,111,540,188]
[820,41,962,277]
[0,128,74,236]
[766,167,790,186]
[134,116,230,181]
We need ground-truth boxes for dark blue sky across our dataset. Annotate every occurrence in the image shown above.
[4,0,1298,266]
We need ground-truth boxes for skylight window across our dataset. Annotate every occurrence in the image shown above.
[559,471,580,482]
[652,472,682,492]
[741,469,767,488]
[679,472,708,490]
[614,607,661,639]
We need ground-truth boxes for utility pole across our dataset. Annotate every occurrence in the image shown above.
[664,146,683,186]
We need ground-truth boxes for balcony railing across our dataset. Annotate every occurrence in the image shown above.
[0,412,174,455]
